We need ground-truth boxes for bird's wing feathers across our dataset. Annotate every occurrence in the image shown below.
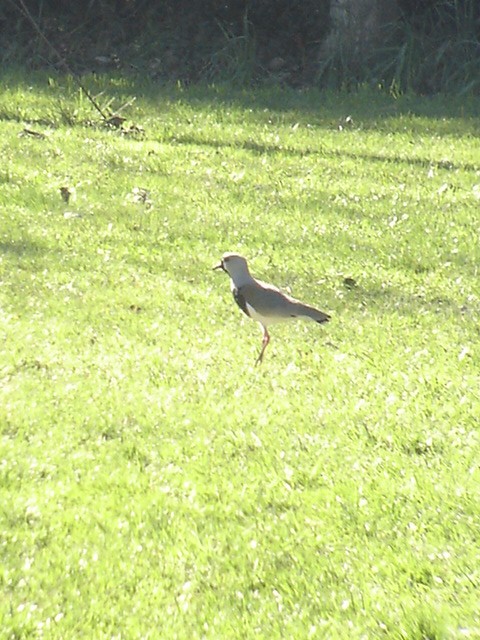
[239,281,330,323]
[242,282,295,317]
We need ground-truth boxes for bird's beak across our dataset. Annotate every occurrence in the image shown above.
[213,260,225,272]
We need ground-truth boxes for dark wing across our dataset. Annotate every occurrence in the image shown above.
[232,286,251,318]
[242,281,330,323]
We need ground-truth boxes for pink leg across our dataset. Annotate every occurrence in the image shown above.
[255,326,270,365]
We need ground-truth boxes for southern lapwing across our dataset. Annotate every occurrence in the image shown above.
[214,252,330,364]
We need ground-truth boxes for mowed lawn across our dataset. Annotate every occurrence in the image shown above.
[0,72,479,639]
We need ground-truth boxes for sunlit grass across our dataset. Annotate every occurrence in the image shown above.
[0,71,479,639]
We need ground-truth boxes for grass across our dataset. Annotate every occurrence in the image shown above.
[0,70,479,639]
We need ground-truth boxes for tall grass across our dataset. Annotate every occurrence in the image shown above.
[204,10,257,85]
[377,0,480,94]
[317,0,480,94]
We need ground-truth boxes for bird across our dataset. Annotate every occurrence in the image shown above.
[213,252,330,364]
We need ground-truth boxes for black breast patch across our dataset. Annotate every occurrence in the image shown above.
[232,286,250,318]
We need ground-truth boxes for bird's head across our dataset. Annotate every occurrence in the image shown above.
[213,253,250,279]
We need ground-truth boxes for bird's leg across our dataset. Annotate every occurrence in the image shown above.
[255,326,270,365]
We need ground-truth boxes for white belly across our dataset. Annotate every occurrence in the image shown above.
[246,302,286,327]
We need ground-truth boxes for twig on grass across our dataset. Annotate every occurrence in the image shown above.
[10,0,109,121]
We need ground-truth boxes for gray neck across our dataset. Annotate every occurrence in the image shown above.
[229,268,255,288]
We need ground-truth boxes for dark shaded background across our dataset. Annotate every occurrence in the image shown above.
[2,1,479,92]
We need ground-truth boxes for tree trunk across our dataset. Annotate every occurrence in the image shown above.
[320,0,400,74]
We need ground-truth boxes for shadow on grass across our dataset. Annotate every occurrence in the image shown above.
[340,281,479,321]
[1,68,480,136]
[164,132,479,173]
[3,70,478,175]
[160,83,480,130]
[0,239,52,266]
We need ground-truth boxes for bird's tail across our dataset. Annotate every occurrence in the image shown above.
[293,302,330,324]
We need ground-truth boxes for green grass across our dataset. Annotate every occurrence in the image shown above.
[0,71,479,639]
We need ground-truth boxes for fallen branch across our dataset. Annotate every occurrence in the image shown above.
[10,0,109,120]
